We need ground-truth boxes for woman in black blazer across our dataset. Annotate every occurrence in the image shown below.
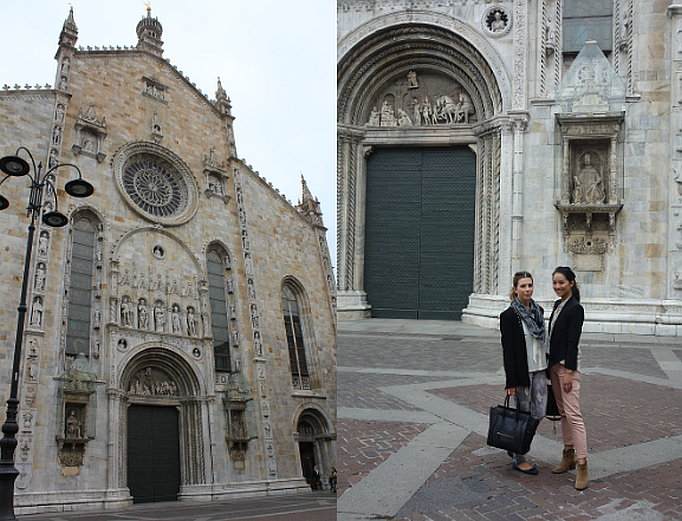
[548,266,588,490]
[500,271,547,475]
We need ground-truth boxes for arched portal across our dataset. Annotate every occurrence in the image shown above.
[337,18,513,319]
[295,408,334,490]
[116,347,208,502]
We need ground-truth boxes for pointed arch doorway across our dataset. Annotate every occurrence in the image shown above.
[119,347,206,503]
[296,409,334,490]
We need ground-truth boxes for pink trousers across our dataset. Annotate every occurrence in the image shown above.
[550,363,588,460]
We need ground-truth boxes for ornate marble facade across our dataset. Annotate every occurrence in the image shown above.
[337,0,682,335]
[0,8,336,513]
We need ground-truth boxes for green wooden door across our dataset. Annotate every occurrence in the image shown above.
[364,147,476,320]
[127,405,181,503]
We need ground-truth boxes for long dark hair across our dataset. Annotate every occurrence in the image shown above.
[553,266,580,302]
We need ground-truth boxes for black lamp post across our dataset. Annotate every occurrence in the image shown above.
[0,147,93,520]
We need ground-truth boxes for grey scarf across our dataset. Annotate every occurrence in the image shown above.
[511,297,547,345]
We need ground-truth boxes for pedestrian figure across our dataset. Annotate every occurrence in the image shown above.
[548,266,589,490]
[500,271,547,474]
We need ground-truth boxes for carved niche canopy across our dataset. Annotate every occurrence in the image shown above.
[364,71,476,128]
[72,102,107,163]
[554,41,626,268]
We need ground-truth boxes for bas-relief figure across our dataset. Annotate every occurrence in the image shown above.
[573,153,605,204]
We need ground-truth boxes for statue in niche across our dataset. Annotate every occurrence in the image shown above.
[254,332,263,356]
[186,306,197,337]
[121,299,132,327]
[30,297,43,327]
[490,10,507,32]
[38,232,50,257]
[407,71,418,89]
[247,279,256,301]
[65,409,82,439]
[138,299,149,330]
[55,104,65,123]
[48,148,59,169]
[208,175,223,195]
[93,309,101,329]
[154,302,166,332]
[250,305,259,329]
[573,153,605,204]
[34,263,46,291]
[52,126,62,146]
[171,304,182,334]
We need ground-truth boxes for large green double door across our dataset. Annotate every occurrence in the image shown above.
[127,405,181,503]
[364,146,476,320]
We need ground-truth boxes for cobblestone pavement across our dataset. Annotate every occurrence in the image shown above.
[337,319,682,521]
[17,491,336,521]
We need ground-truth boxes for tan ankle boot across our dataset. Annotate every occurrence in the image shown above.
[574,461,588,490]
[552,447,577,474]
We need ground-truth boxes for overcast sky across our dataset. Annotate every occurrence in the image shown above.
[0,0,337,265]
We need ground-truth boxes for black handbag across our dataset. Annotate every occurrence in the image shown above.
[487,395,540,455]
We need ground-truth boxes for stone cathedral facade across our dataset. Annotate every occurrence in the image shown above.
[0,8,336,513]
[338,0,682,335]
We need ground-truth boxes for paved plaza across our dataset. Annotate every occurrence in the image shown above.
[16,491,336,521]
[338,319,682,521]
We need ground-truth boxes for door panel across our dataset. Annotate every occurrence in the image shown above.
[127,405,181,503]
[365,146,476,319]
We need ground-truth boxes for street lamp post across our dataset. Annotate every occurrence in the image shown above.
[0,147,93,520]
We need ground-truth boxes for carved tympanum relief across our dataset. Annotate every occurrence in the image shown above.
[364,71,475,127]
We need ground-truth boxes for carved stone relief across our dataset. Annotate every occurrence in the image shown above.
[72,102,107,163]
[364,72,475,127]
[129,367,178,397]
[482,5,512,38]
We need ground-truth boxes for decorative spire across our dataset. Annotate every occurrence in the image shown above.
[297,175,323,226]
[215,77,232,116]
[58,6,78,50]
[136,6,164,57]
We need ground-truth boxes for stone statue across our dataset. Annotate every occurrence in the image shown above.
[490,11,506,32]
[65,410,82,439]
[171,304,182,334]
[31,297,43,327]
[573,153,605,204]
[367,106,380,126]
[407,71,419,89]
[34,263,46,291]
[38,232,49,257]
[397,109,412,126]
[380,100,396,127]
[138,299,149,330]
[121,300,132,326]
[154,302,166,332]
[186,306,197,337]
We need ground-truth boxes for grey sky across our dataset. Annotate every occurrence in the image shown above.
[0,0,337,264]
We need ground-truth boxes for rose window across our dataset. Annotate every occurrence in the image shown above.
[114,143,198,226]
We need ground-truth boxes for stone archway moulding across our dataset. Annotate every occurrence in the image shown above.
[338,10,513,112]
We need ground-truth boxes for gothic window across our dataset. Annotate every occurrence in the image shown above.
[65,216,97,357]
[563,0,612,54]
[281,284,310,390]
[207,248,231,372]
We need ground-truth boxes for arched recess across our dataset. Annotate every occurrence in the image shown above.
[293,405,335,489]
[111,346,211,496]
[337,19,510,318]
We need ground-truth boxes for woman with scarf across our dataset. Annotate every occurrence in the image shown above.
[500,271,548,474]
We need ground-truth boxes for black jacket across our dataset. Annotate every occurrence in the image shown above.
[548,295,584,371]
[500,305,543,389]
